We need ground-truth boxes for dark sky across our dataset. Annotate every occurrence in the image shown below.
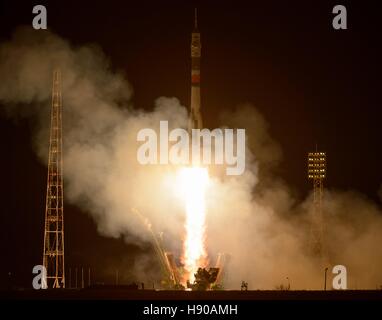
[0,0,381,288]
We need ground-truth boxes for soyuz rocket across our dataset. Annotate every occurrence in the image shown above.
[188,8,203,132]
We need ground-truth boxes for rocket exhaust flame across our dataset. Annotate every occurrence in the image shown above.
[177,167,209,283]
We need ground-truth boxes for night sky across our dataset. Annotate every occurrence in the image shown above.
[0,0,381,288]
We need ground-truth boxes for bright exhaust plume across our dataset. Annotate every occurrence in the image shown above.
[177,167,209,283]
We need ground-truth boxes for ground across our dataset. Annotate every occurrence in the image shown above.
[1,288,382,300]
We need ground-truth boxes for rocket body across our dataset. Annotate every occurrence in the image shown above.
[189,11,203,132]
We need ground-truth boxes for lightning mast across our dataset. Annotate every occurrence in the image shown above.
[43,69,65,288]
[307,151,326,256]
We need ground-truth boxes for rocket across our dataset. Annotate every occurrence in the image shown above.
[188,8,203,132]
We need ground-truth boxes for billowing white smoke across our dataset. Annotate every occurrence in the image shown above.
[1,27,382,289]
[0,27,188,244]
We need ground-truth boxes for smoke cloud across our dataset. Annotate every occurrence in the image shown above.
[1,27,382,289]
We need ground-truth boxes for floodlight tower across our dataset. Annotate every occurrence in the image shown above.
[307,151,326,256]
[43,69,65,288]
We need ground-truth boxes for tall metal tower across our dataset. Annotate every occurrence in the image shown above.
[307,151,326,256]
[43,69,65,288]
